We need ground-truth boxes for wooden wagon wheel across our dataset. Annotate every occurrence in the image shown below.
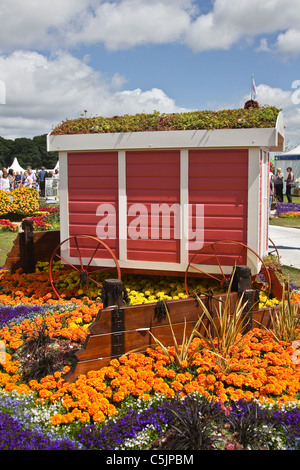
[185,240,271,300]
[49,235,121,300]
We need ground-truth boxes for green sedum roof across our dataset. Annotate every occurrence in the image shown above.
[51,106,281,135]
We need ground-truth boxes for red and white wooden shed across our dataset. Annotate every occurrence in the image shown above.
[47,109,284,282]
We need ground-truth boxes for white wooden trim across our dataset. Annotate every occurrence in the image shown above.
[58,152,69,244]
[247,148,261,272]
[118,151,127,261]
[48,125,284,153]
[260,151,269,257]
[63,256,233,275]
[180,150,189,266]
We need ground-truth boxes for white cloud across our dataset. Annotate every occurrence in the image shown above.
[0,50,187,139]
[185,0,300,52]
[275,29,300,55]
[0,0,88,51]
[64,0,192,51]
[1,0,300,55]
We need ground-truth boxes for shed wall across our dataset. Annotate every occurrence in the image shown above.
[66,148,250,273]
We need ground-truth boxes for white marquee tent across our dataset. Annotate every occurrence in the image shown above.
[274,144,300,186]
[8,157,25,173]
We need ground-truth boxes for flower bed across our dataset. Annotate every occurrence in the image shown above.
[0,220,18,232]
[276,202,300,217]
[0,187,39,217]
[0,265,300,450]
[279,211,300,218]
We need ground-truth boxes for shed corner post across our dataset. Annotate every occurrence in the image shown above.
[247,147,261,265]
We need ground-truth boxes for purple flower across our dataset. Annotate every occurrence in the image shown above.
[276,202,300,216]
[0,411,77,450]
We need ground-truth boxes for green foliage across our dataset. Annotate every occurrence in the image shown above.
[195,275,252,375]
[158,396,225,450]
[149,300,204,369]
[51,106,281,135]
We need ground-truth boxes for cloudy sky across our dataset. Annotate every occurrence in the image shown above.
[0,0,300,149]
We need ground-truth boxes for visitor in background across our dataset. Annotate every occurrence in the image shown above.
[27,167,37,189]
[23,170,32,188]
[14,171,22,188]
[21,171,26,186]
[285,167,294,203]
[274,168,284,202]
[37,166,47,197]
[0,170,10,191]
[8,168,15,190]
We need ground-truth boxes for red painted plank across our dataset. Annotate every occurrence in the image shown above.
[68,152,117,164]
[127,249,180,263]
[68,189,118,201]
[188,149,248,262]
[68,152,119,259]
[126,150,181,264]
[189,177,248,191]
[69,176,117,189]
[189,190,248,204]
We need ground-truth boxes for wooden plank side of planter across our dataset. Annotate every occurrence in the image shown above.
[89,292,239,336]
[65,291,242,382]
[3,230,60,272]
[251,305,281,329]
[77,319,201,362]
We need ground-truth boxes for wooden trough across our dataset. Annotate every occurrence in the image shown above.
[64,271,280,383]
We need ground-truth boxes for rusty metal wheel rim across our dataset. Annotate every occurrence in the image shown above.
[184,240,271,302]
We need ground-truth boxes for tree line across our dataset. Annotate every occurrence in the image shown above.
[0,134,58,170]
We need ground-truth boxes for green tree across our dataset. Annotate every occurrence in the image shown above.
[0,136,13,168]
[0,134,58,170]
[12,137,41,169]
[33,134,58,168]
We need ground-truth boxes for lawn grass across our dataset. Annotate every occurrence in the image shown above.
[0,231,18,267]
[270,217,300,227]
[281,265,300,288]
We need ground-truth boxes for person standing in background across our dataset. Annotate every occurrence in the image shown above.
[0,170,10,191]
[23,170,32,188]
[7,168,15,190]
[285,167,294,203]
[37,166,47,197]
[274,167,284,202]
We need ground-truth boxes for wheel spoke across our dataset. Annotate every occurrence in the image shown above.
[86,275,103,288]
[189,264,222,283]
[211,244,226,279]
[74,237,84,271]
[54,253,80,272]
[86,242,101,269]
